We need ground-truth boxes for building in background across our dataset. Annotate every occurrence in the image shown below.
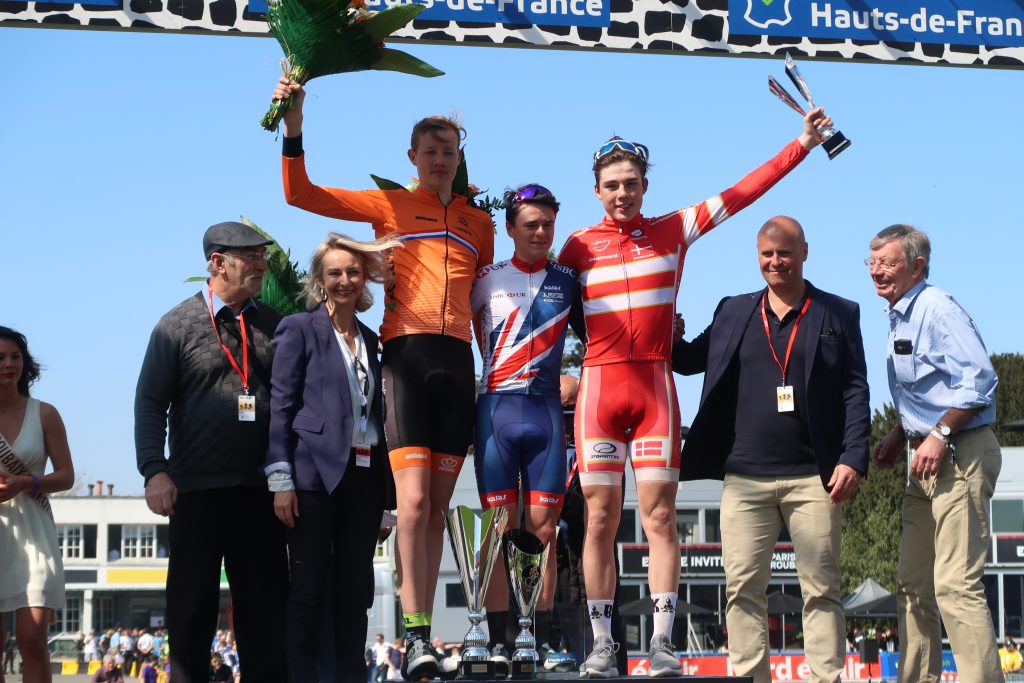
[29,447,1024,653]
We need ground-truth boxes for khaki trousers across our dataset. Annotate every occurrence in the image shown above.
[721,473,845,683]
[897,426,1003,683]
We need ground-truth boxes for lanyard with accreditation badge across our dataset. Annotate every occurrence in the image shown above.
[208,285,256,422]
[347,330,373,468]
[761,292,811,413]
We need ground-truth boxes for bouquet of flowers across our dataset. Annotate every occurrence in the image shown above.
[260,0,443,131]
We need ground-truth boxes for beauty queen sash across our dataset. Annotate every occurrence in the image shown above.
[0,432,53,520]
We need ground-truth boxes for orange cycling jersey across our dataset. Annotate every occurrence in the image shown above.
[283,154,495,343]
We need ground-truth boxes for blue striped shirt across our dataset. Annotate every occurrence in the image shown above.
[885,281,997,436]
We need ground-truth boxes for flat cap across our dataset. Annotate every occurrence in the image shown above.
[203,221,274,260]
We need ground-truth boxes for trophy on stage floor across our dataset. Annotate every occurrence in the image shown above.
[769,52,851,160]
[446,505,510,680]
[503,529,549,679]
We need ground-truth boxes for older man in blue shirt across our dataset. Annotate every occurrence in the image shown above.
[870,224,1003,683]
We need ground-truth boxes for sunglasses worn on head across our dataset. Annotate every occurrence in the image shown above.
[594,138,649,163]
[509,183,557,204]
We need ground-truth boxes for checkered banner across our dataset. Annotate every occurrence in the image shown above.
[3,0,1024,67]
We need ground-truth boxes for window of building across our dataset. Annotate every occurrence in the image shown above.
[95,596,114,631]
[993,500,1024,534]
[704,509,722,543]
[1004,574,1024,636]
[617,508,637,544]
[677,509,699,544]
[50,596,81,634]
[57,525,83,560]
[445,582,467,609]
[122,525,157,559]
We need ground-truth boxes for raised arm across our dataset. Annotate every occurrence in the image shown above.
[677,108,830,248]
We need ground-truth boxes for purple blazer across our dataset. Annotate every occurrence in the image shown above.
[266,303,391,498]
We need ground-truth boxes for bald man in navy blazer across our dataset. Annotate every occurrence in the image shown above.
[672,216,870,683]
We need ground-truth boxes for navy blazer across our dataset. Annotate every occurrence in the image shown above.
[672,282,870,489]
[267,303,393,501]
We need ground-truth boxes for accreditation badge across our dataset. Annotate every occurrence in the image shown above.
[776,386,795,413]
[238,394,256,422]
[355,442,372,468]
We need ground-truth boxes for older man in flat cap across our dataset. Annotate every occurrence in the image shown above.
[134,221,288,683]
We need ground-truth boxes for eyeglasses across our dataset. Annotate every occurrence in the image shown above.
[864,257,903,272]
[594,137,649,163]
[225,251,268,264]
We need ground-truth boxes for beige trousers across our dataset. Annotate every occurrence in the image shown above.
[897,426,1003,683]
[721,473,845,683]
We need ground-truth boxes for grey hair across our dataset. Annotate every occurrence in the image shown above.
[206,258,217,275]
[870,224,930,278]
[304,233,403,311]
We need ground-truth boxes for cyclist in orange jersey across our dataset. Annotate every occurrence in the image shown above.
[272,77,494,681]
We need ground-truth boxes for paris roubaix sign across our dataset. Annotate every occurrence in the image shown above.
[3,0,1024,68]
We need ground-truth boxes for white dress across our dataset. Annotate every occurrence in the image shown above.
[0,398,65,611]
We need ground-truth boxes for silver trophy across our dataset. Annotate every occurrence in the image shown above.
[769,53,851,160]
[445,505,510,680]
[503,529,549,679]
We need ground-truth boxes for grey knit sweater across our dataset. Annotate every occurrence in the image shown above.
[134,291,282,493]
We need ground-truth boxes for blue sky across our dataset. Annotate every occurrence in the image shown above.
[2,27,1022,493]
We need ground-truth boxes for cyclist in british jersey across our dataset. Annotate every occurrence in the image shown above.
[470,184,578,672]
[558,108,832,678]
[272,77,494,680]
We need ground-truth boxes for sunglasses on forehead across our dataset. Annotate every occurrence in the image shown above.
[504,183,554,206]
[593,138,649,163]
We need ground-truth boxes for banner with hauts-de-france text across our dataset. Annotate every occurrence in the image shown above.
[4,0,1024,69]
[730,0,1024,49]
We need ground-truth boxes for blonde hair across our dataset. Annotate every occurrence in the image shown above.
[304,233,402,311]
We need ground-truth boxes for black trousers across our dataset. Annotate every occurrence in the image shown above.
[286,462,383,683]
[167,487,288,683]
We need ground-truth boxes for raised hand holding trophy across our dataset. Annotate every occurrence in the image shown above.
[503,529,549,679]
[445,505,510,680]
[769,53,851,160]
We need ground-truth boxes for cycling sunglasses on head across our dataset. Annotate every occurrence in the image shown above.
[593,137,649,163]
[506,184,554,205]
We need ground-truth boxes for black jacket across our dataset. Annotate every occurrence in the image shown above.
[672,282,870,489]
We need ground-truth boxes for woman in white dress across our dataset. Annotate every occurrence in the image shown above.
[0,327,74,683]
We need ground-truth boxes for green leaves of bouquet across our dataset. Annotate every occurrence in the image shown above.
[260,0,444,131]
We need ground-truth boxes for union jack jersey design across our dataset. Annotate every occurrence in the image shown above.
[472,256,578,396]
[558,139,808,367]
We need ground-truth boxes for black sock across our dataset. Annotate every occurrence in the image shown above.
[486,610,509,650]
[535,610,552,647]
[405,625,430,646]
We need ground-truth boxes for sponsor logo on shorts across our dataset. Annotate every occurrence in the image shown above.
[538,495,559,504]
[592,442,617,455]
[487,492,511,505]
[405,452,428,460]
[438,456,459,473]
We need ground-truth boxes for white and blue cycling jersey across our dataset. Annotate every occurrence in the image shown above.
[471,256,578,397]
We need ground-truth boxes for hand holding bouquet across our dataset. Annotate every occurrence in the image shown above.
[261,0,443,131]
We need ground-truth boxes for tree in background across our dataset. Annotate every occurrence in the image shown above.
[561,329,583,375]
[992,353,1024,447]
[840,403,906,594]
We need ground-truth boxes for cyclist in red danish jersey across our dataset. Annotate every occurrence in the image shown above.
[559,108,832,678]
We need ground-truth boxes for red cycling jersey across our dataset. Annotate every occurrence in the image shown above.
[558,139,809,367]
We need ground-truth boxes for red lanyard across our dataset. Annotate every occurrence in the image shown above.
[208,285,249,393]
[760,292,811,385]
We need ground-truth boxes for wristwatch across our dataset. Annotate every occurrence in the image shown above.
[935,422,952,439]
